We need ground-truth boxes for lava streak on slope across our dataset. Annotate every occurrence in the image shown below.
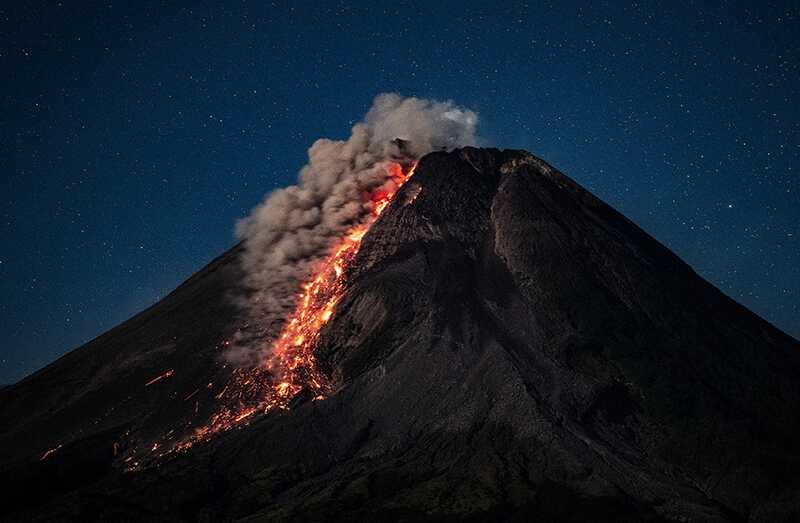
[148,161,417,457]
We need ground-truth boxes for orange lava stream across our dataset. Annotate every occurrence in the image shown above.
[39,444,62,461]
[144,369,174,387]
[164,161,415,455]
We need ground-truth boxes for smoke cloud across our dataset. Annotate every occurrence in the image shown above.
[231,93,478,362]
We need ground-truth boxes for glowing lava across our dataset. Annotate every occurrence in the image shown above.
[161,161,416,455]
[144,369,174,387]
[39,444,62,461]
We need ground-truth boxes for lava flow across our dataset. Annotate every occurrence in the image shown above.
[161,161,416,455]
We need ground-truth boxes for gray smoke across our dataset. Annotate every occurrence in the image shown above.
[231,93,478,362]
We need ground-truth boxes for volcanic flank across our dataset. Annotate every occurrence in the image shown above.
[2,148,800,522]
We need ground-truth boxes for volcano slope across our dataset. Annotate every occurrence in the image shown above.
[2,147,799,522]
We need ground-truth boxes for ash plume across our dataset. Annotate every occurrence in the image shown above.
[231,93,478,364]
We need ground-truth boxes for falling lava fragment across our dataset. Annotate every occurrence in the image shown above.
[144,369,174,387]
[167,161,416,454]
[39,444,62,461]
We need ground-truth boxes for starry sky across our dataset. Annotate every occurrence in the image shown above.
[1,1,798,384]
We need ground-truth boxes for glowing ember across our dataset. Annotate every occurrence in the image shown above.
[183,388,199,401]
[144,369,174,387]
[39,444,62,461]
[149,161,417,457]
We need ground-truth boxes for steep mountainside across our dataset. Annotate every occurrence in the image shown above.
[2,148,799,522]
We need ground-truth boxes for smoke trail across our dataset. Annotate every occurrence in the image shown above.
[231,93,478,363]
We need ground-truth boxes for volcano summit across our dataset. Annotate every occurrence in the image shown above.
[1,148,799,522]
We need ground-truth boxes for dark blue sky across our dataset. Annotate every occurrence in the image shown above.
[2,1,798,383]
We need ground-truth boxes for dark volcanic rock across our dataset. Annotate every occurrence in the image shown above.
[1,148,799,522]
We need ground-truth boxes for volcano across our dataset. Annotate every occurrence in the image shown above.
[2,148,799,522]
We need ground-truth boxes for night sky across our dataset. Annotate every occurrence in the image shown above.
[2,1,798,384]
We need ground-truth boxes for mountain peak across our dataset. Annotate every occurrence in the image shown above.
[2,147,799,522]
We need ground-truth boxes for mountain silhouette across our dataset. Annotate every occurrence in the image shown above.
[2,148,799,522]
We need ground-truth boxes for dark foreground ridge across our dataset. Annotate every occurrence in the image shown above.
[2,148,799,522]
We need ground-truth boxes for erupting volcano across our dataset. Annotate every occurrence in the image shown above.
[2,147,799,522]
[165,161,416,455]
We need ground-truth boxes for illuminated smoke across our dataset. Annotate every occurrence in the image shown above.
[232,93,478,363]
